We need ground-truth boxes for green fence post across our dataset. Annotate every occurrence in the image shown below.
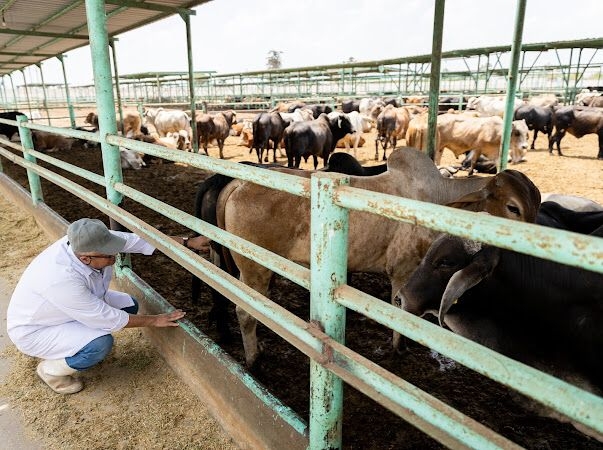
[426,0,445,160]
[109,38,125,132]
[58,54,76,128]
[499,0,526,171]
[36,63,51,126]
[309,172,349,450]
[84,0,123,211]
[17,114,44,205]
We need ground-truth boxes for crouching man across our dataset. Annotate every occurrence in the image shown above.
[6,217,209,394]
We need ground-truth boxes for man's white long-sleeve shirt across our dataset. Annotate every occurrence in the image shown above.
[7,231,155,359]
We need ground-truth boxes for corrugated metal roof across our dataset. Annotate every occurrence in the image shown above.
[0,0,211,76]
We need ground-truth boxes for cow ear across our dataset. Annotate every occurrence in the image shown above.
[438,246,500,327]
[446,189,486,210]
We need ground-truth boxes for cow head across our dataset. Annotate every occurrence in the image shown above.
[177,129,192,151]
[445,169,541,223]
[329,113,355,136]
[509,119,530,164]
[395,234,486,323]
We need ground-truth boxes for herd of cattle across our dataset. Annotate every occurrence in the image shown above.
[120,90,603,173]
[1,88,602,174]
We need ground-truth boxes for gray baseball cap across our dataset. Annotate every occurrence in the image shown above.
[67,218,126,254]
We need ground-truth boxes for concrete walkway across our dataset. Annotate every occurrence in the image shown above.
[0,277,43,450]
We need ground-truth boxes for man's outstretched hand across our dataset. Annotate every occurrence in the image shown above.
[126,309,186,328]
[154,309,186,327]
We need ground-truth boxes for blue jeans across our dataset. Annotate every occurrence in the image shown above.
[65,297,139,371]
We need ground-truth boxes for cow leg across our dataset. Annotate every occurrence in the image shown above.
[313,154,319,170]
[218,140,225,159]
[551,129,565,155]
[467,150,480,176]
[598,129,603,159]
[386,137,396,161]
[531,130,538,150]
[236,266,273,368]
[353,134,360,159]
[374,137,380,161]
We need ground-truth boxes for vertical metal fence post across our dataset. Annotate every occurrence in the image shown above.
[36,63,51,125]
[499,0,526,171]
[109,38,124,132]
[0,80,6,106]
[8,73,17,110]
[20,69,32,119]
[309,172,349,450]
[180,10,199,153]
[84,0,123,211]
[426,0,445,160]
[17,115,43,205]
[58,54,76,128]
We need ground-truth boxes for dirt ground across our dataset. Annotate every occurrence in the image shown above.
[0,195,237,449]
[1,109,603,449]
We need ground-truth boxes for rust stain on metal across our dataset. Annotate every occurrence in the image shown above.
[308,320,335,365]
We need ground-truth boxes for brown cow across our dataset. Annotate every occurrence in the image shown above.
[375,105,410,161]
[215,147,539,367]
[84,112,99,131]
[32,130,74,152]
[407,112,530,175]
[587,96,603,108]
[196,110,237,158]
[123,113,143,137]
[550,106,603,158]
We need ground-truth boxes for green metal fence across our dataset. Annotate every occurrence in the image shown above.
[1,114,602,449]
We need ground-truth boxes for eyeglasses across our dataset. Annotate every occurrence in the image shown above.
[85,254,117,260]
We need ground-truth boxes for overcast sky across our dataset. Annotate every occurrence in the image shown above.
[16,0,603,86]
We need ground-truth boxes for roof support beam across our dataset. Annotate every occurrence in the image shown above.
[0,28,88,40]
[105,0,196,16]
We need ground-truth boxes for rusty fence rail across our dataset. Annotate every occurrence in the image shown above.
[0,115,602,449]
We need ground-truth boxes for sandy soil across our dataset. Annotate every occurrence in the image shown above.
[1,108,602,449]
[0,195,237,450]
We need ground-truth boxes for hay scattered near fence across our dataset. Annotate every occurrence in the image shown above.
[0,329,238,450]
[0,194,238,450]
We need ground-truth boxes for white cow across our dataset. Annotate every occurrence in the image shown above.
[466,95,524,117]
[528,93,559,108]
[143,107,192,150]
[279,108,314,123]
[119,147,145,170]
[359,97,386,120]
[575,90,601,106]
[326,111,374,158]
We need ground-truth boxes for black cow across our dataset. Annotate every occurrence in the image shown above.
[324,152,387,176]
[550,106,603,158]
[341,99,361,114]
[438,96,467,112]
[398,219,603,440]
[251,111,289,163]
[382,97,400,108]
[286,102,306,113]
[537,201,603,234]
[459,150,497,174]
[514,104,554,149]
[0,111,26,140]
[304,104,333,119]
[284,113,354,169]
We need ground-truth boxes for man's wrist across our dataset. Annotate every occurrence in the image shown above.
[182,236,190,248]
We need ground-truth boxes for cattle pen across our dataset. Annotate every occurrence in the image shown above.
[1,1,603,449]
